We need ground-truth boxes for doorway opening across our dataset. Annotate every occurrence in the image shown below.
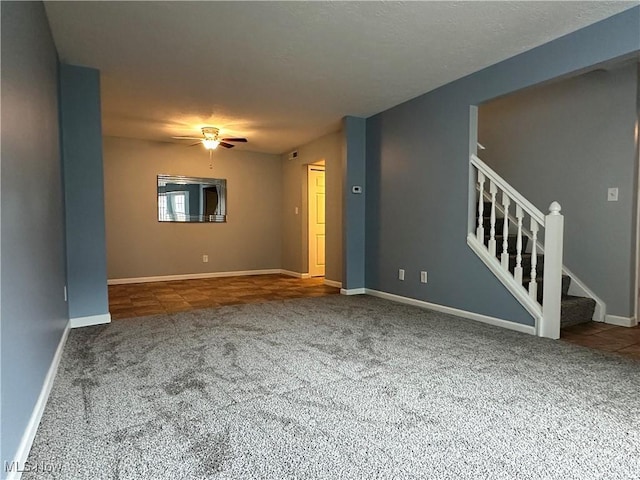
[308,164,326,277]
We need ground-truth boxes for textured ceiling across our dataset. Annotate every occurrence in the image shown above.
[44,1,636,154]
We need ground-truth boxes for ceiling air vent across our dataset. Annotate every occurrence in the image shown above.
[288,150,299,160]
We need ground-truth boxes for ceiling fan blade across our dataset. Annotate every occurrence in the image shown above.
[219,142,235,149]
[189,142,202,147]
[172,136,202,140]
[220,137,247,143]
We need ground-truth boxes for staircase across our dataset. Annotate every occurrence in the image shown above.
[479,200,596,328]
[468,154,597,338]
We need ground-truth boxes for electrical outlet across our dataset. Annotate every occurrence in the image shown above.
[607,187,619,202]
[420,271,428,283]
[398,269,405,281]
[202,254,209,263]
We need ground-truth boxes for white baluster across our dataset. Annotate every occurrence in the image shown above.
[488,180,497,256]
[514,205,523,284]
[529,219,539,301]
[476,171,485,241]
[501,194,510,270]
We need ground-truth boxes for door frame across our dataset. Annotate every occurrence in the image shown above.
[307,164,326,277]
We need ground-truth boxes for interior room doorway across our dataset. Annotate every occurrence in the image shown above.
[308,165,326,277]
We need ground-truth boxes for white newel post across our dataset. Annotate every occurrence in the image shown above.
[540,202,564,339]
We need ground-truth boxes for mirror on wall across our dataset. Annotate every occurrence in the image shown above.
[157,175,227,223]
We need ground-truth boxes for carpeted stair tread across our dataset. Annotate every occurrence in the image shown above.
[485,234,529,253]
[561,295,597,328]
[504,253,545,273]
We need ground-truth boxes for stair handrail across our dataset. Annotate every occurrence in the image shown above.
[470,154,544,224]
[468,154,564,339]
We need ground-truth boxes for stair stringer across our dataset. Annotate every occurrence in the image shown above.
[564,266,605,322]
[467,233,542,329]
[482,190,606,323]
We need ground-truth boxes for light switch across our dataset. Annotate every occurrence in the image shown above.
[607,188,619,202]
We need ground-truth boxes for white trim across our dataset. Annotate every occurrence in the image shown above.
[605,314,638,327]
[280,270,311,279]
[324,279,342,288]
[635,135,640,329]
[308,165,326,278]
[108,269,283,285]
[365,289,536,335]
[471,154,545,224]
[467,234,542,321]
[69,313,111,329]
[340,288,366,295]
[565,265,606,322]
[468,107,480,235]
[7,322,70,480]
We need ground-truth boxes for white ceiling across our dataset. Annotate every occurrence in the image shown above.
[44,1,636,154]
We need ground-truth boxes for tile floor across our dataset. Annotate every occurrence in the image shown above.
[108,274,339,320]
[110,277,639,361]
[561,322,640,361]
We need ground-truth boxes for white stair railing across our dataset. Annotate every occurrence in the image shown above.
[467,154,564,339]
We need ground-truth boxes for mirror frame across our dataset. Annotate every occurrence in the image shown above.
[157,174,227,223]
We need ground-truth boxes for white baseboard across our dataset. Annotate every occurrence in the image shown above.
[324,279,342,288]
[7,322,70,480]
[605,314,637,327]
[280,270,311,279]
[69,313,111,329]
[108,269,282,285]
[365,289,537,336]
[341,288,366,295]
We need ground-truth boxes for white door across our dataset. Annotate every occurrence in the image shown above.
[308,166,326,277]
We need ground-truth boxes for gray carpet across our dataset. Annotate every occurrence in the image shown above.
[25,295,640,479]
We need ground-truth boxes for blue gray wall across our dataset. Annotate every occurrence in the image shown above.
[365,7,640,325]
[342,116,366,290]
[479,62,638,317]
[1,1,68,469]
[59,64,109,319]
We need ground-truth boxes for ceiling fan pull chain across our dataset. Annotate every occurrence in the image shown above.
[209,149,213,169]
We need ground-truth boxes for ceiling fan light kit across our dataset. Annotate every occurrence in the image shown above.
[202,138,219,150]
[201,127,219,150]
[171,127,248,151]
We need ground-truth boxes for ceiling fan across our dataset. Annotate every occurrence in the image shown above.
[172,127,247,150]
